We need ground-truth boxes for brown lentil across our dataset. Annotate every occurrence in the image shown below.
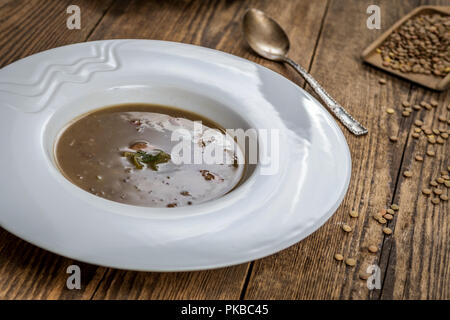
[342,224,352,233]
[415,155,424,161]
[389,136,398,142]
[368,245,378,253]
[422,188,432,195]
[359,273,370,280]
[378,217,387,224]
[403,171,413,177]
[386,108,395,114]
[345,258,356,267]
[433,188,443,195]
[383,227,393,235]
[440,195,448,201]
[334,253,344,261]
[349,210,359,218]
[431,198,440,205]
[391,204,399,211]
[384,213,394,220]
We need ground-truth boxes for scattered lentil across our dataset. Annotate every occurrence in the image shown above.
[403,171,413,177]
[342,224,352,233]
[440,195,448,201]
[359,273,370,280]
[415,155,424,161]
[379,78,387,85]
[334,253,344,261]
[433,188,443,195]
[427,150,436,157]
[386,108,395,114]
[368,245,378,253]
[345,258,356,267]
[422,188,432,195]
[391,204,399,211]
[384,213,394,220]
[383,227,393,235]
[389,136,398,142]
[431,198,440,205]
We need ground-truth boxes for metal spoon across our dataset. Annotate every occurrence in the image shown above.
[242,8,368,136]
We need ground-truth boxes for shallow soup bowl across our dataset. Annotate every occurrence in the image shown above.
[0,40,351,271]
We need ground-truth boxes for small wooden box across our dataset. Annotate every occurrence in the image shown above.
[362,6,450,91]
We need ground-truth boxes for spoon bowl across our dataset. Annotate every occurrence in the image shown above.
[243,8,290,61]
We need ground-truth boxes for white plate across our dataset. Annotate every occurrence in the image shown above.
[0,40,351,271]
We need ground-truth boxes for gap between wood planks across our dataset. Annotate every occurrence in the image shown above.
[372,83,413,300]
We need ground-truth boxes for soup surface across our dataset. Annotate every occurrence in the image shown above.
[55,104,245,207]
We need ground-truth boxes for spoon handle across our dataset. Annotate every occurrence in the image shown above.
[284,57,368,136]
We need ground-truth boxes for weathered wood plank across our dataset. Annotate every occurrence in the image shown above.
[0,0,114,67]
[377,86,449,300]
[244,0,449,300]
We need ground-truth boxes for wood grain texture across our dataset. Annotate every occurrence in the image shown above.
[0,0,113,300]
[244,0,449,300]
[0,0,448,300]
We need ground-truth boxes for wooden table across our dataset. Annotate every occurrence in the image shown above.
[0,0,448,300]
